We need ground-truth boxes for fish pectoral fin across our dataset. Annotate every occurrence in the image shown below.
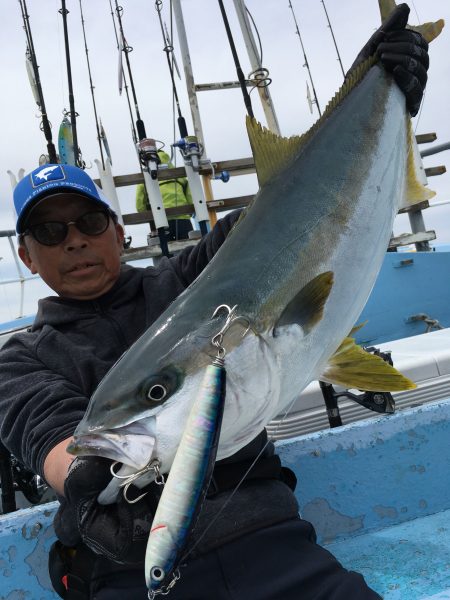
[274,271,334,337]
[321,336,416,392]
[246,116,306,188]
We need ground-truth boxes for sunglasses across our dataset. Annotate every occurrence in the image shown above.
[23,210,111,246]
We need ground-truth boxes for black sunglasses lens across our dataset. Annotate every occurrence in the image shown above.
[32,222,68,246]
[28,211,110,246]
[77,211,110,235]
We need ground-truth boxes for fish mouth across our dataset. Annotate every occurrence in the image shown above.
[68,425,156,471]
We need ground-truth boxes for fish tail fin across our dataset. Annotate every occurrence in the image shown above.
[321,335,416,392]
[402,119,436,208]
[379,1,444,43]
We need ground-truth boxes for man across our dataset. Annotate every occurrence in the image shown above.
[136,150,194,241]
[0,6,430,599]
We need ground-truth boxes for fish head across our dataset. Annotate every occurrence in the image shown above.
[68,302,227,472]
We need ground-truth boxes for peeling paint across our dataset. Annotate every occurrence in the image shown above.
[373,505,399,520]
[24,524,55,591]
[302,497,364,543]
[8,546,17,562]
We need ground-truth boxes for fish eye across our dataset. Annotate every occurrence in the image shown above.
[143,366,184,406]
[147,384,167,402]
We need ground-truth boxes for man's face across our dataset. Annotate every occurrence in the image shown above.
[18,194,125,300]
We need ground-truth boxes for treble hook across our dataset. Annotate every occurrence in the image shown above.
[211,304,250,363]
[110,459,165,504]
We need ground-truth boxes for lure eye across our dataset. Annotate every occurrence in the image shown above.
[147,384,167,402]
[150,566,165,582]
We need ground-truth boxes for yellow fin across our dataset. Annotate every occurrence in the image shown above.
[404,119,436,206]
[246,118,304,188]
[379,0,396,23]
[246,57,376,188]
[378,0,444,43]
[409,20,445,44]
[321,336,416,392]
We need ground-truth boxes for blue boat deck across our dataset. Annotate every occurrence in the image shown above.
[329,508,450,599]
[277,397,450,600]
[1,398,450,598]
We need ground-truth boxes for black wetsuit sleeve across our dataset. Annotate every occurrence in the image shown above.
[171,209,242,286]
[0,335,86,479]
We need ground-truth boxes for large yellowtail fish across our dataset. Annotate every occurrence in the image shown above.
[69,4,443,498]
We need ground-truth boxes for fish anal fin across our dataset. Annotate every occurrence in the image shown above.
[274,271,334,336]
[322,336,416,391]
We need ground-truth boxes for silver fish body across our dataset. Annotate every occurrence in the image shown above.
[70,64,419,482]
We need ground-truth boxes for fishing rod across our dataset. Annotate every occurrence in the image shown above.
[59,0,82,168]
[79,0,105,170]
[217,0,254,119]
[320,0,346,79]
[155,0,210,237]
[155,0,187,138]
[18,0,58,164]
[287,0,322,116]
[114,0,170,257]
[108,0,137,144]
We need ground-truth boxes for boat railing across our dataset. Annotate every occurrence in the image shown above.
[0,229,39,319]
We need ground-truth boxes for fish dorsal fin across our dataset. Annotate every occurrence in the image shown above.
[246,118,305,188]
[246,57,376,189]
[321,335,416,391]
[274,271,334,336]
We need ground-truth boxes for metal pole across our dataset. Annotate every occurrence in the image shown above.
[232,0,281,134]
[8,236,26,317]
[420,141,450,158]
[172,0,207,154]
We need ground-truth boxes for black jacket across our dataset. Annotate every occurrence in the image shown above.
[0,211,298,554]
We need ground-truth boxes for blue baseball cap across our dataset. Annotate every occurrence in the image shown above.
[14,164,111,233]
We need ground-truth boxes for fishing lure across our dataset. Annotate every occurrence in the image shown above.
[58,114,76,166]
[145,304,248,597]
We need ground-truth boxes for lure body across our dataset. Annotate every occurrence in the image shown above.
[58,115,76,166]
[145,362,226,593]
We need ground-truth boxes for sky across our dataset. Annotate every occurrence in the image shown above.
[0,0,449,322]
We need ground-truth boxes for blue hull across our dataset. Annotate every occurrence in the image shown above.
[2,397,449,599]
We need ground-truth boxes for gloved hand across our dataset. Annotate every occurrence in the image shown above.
[54,456,159,564]
[348,3,429,116]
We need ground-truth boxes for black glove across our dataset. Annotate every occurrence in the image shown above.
[348,3,429,116]
[54,456,159,564]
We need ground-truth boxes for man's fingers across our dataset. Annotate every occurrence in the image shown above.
[380,3,410,34]
[384,29,429,51]
[380,52,428,88]
[65,456,114,497]
[392,65,423,117]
